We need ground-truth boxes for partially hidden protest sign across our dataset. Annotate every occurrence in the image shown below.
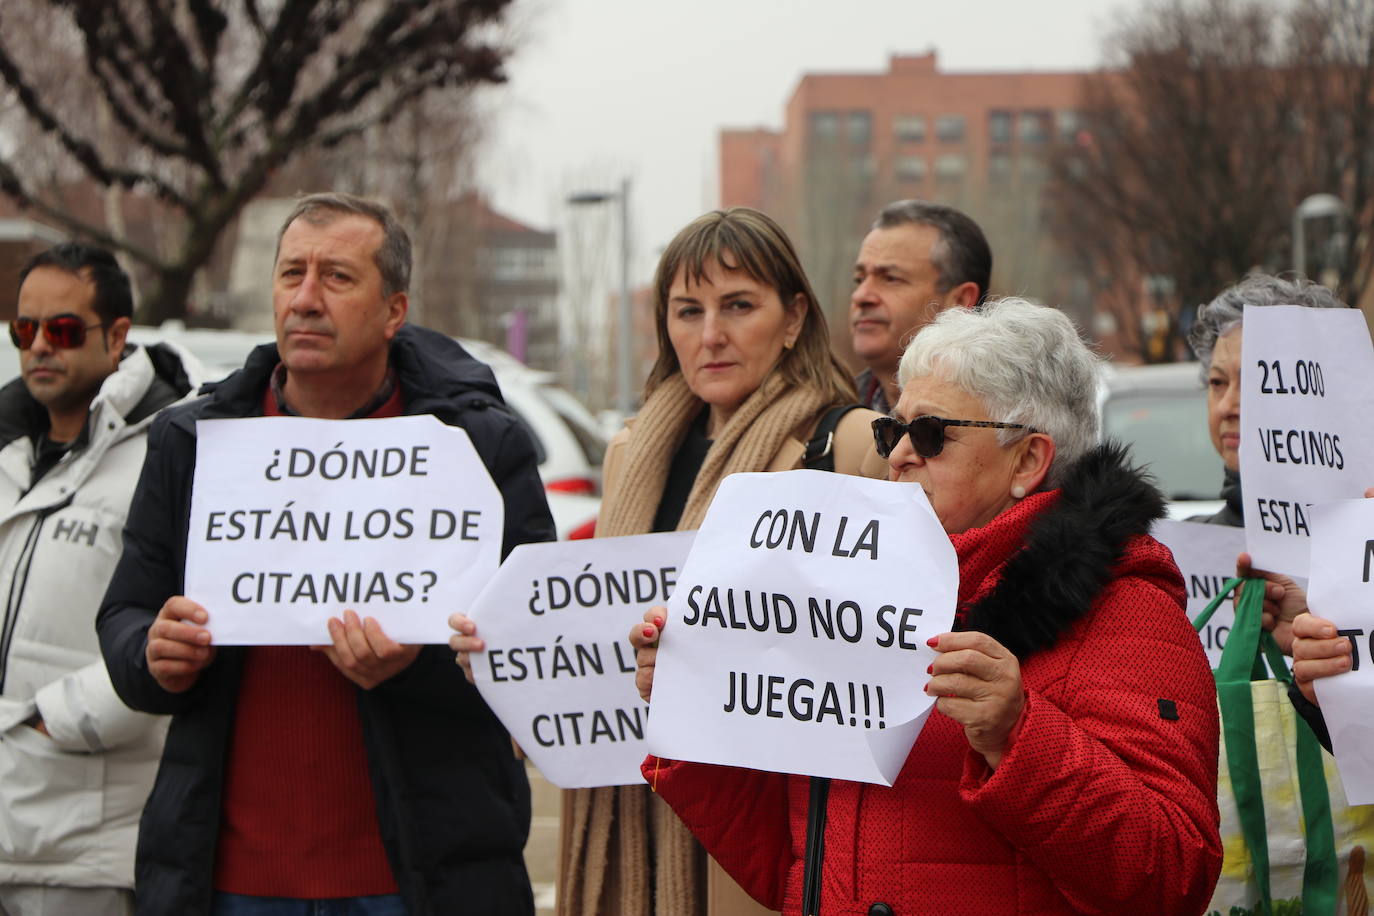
[1241,306,1374,577]
[646,470,958,786]
[1152,519,1248,670]
[467,531,695,788]
[1308,498,1374,805]
[185,415,504,645]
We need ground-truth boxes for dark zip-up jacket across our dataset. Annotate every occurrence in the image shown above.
[97,326,556,915]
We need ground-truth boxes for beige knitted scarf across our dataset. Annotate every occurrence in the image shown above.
[557,370,829,916]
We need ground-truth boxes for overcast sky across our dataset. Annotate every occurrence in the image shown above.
[477,0,1135,283]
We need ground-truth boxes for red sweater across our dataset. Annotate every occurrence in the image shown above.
[645,489,1222,915]
[213,381,404,898]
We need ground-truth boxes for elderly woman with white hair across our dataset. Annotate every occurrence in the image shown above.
[1188,273,1347,526]
[632,298,1222,916]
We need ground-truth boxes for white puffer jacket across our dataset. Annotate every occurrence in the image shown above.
[0,341,200,888]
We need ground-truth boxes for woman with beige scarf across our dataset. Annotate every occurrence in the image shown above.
[452,207,882,915]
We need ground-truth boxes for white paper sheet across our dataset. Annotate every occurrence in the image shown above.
[1241,306,1374,577]
[645,470,958,787]
[1308,498,1374,805]
[1152,519,1249,669]
[185,415,504,644]
[466,531,695,788]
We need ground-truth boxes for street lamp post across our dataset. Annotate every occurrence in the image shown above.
[567,178,634,416]
[1292,193,1346,280]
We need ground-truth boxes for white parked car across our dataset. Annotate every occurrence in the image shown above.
[0,324,603,538]
[1098,361,1225,520]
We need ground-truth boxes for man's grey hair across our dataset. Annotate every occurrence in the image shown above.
[1188,273,1346,372]
[275,191,412,297]
[897,297,1101,487]
[872,199,992,303]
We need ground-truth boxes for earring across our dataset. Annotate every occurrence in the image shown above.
[783,339,794,350]
[1010,484,1026,499]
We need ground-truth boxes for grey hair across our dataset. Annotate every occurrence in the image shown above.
[1189,273,1346,372]
[275,191,412,297]
[897,297,1101,487]
[872,199,992,303]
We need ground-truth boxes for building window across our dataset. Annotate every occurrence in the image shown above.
[934,153,967,181]
[1056,110,1081,143]
[1019,110,1052,145]
[935,114,966,143]
[988,110,1013,145]
[894,114,926,143]
[847,111,872,145]
[988,153,1012,182]
[810,112,840,141]
[852,153,876,180]
[896,155,927,182]
[1019,154,1048,182]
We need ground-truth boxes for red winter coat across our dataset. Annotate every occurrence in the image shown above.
[644,444,1222,916]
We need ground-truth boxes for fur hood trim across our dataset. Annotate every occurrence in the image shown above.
[961,440,1167,659]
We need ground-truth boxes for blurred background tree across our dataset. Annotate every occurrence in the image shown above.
[1049,0,1374,359]
[0,0,514,324]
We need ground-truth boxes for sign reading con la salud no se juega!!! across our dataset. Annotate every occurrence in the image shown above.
[184,415,504,645]
[466,531,695,788]
[1240,305,1374,577]
[646,470,958,787]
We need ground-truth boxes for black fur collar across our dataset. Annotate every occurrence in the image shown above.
[960,441,1167,660]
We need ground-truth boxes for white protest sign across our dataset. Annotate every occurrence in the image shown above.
[646,470,957,786]
[1152,520,1248,669]
[1241,306,1374,576]
[467,532,694,788]
[1308,498,1374,804]
[185,415,504,645]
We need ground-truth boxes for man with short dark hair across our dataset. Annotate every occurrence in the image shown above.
[97,193,555,915]
[850,200,992,412]
[0,243,199,915]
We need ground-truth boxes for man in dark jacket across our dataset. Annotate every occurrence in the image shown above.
[96,193,555,915]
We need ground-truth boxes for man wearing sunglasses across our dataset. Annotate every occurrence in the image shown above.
[0,243,200,915]
[851,200,992,414]
[97,193,554,916]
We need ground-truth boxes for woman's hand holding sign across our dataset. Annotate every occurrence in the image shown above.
[926,631,1026,771]
[448,612,483,684]
[630,606,667,703]
[146,596,217,693]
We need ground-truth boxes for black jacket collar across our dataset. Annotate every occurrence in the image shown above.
[960,441,1169,660]
[174,324,503,433]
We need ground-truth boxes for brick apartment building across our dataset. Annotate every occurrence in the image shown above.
[720,53,1114,357]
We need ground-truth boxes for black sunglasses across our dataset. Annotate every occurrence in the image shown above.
[871,414,1035,459]
[9,314,106,351]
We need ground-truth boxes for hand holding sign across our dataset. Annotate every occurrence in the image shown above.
[631,608,666,703]
[145,596,215,693]
[1291,612,1352,704]
[317,609,421,689]
[927,631,1025,770]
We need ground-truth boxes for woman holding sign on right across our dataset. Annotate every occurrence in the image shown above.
[633,299,1223,915]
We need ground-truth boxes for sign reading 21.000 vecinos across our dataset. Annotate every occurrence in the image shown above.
[1240,306,1374,577]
